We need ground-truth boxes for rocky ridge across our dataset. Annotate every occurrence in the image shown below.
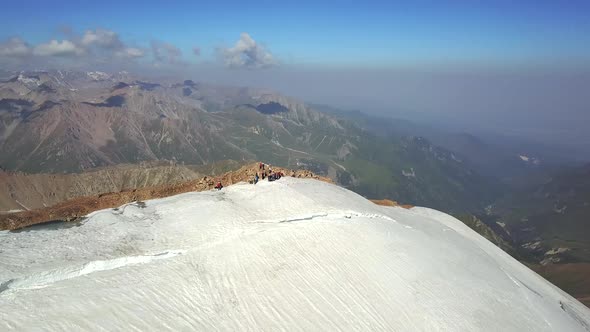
[0,162,330,230]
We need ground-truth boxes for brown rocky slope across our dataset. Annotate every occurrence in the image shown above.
[0,160,242,212]
[0,163,331,230]
[0,163,200,211]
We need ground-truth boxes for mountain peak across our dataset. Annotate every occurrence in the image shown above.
[1,177,589,330]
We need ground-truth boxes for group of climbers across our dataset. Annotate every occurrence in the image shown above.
[267,171,284,182]
[215,162,287,190]
[254,162,284,183]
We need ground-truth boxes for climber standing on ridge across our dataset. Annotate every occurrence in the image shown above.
[214,182,223,190]
[254,172,259,184]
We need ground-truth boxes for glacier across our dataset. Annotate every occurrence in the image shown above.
[1,177,589,331]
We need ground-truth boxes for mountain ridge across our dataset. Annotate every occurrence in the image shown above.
[0,162,331,230]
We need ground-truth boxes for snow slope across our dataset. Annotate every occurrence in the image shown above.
[1,178,589,331]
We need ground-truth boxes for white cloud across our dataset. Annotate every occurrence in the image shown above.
[0,38,32,57]
[220,33,276,69]
[151,40,182,64]
[0,28,176,67]
[81,29,124,49]
[81,29,145,60]
[116,47,145,59]
[33,40,85,57]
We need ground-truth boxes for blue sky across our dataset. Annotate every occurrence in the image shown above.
[1,1,589,148]
[1,0,589,68]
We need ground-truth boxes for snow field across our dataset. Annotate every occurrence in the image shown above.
[1,178,589,331]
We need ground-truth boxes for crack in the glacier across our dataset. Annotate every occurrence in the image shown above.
[501,265,545,300]
[0,279,14,294]
[501,268,543,299]
[9,218,86,233]
[515,277,543,297]
[560,301,590,331]
[252,211,395,224]
[0,250,186,296]
[112,201,148,216]
[279,213,329,223]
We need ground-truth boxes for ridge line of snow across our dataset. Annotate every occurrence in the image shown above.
[0,250,186,296]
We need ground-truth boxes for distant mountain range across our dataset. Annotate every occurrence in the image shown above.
[0,70,498,212]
